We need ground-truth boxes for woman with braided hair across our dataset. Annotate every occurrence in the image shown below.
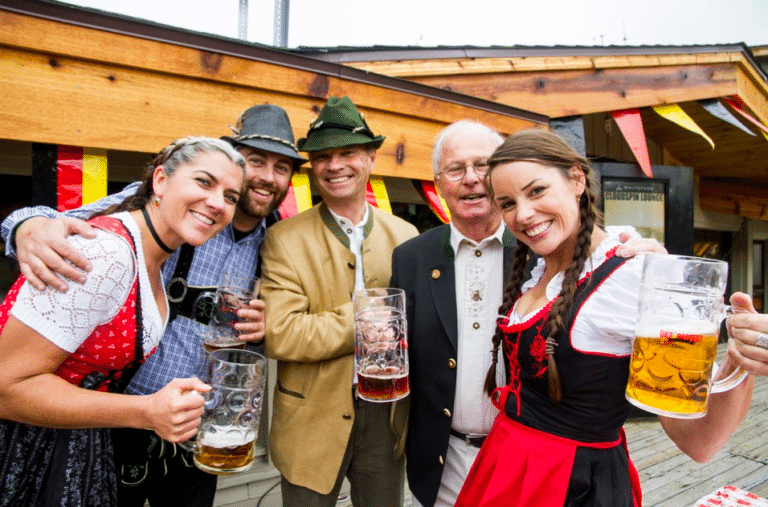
[0,136,245,506]
[455,129,753,507]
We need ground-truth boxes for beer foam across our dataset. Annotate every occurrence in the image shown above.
[635,319,718,338]
[358,367,408,379]
[199,429,256,448]
[355,309,405,321]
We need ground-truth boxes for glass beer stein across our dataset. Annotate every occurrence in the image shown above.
[353,288,410,402]
[625,254,747,419]
[194,273,259,350]
[193,349,267,475]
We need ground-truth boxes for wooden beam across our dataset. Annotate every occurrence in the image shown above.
[735,64,768,128]
[699,180,768,220]
[406,64,738,117]
[0,8,545,181]
[342,53,743,78]
[700,180,768,201]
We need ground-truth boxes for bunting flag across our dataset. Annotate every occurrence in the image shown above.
[652,104,715,149]
[278,172,313,219]
[611,109,653,178]
[365,176,392,214]
[698,98,756,136]
[57,146,108,211]
[414,179,451,224]
[30,144,108,211]
[277,174,393,219]
[724,96,768,136]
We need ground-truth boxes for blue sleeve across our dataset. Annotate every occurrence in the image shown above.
[1,181,142,258]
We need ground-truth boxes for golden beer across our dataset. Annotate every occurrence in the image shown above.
[625,332,718,417]
[193,431,256,475]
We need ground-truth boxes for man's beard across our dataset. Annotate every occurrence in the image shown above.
[238,183,289,220]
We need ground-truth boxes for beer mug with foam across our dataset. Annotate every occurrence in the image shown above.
[625,254,747,419]
[193,349,267,474]
[353,288,409,402]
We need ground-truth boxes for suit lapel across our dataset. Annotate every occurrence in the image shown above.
[430,226,459,352]
[502,227,516,284]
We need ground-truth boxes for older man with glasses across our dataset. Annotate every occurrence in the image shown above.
[391,120,511,507]
[391,121,664,507]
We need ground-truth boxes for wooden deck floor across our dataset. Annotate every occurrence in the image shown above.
[625,345,768,506]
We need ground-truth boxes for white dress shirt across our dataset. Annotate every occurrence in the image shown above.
[328,205,369,293]
[450,220,506,435]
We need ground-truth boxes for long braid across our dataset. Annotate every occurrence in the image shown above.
[541,193,595,401]
[484,242,530,396]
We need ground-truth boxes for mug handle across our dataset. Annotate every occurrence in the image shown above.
[193,291,218,323]
[711,305,751,393]
[710,365,749,393]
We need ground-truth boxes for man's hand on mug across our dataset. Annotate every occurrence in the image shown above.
[15,216,95,291]
[727,292,768,376]
[235,298,266,343]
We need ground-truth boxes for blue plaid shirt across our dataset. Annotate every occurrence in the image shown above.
[1,182,266,395]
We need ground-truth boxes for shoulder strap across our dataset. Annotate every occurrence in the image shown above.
[565,251,631,324]
[166,243,196,322]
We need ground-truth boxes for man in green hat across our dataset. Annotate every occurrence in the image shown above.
[260,96,418,506]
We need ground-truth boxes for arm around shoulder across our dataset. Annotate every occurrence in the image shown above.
[2,183,141,291]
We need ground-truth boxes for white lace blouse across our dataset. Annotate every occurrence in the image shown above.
[11,212,167,354]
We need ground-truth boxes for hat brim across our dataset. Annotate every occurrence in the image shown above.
[297,130,385,153]
[222,136,308,166]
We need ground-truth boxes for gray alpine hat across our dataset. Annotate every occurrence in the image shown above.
[222,104,307,167]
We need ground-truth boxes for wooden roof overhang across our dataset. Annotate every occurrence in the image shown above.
[307,46,768,220]
[0,1,547,182]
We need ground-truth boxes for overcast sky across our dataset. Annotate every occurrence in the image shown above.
[62,0,767,49]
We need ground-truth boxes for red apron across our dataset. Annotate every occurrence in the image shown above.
[455,385,642,507]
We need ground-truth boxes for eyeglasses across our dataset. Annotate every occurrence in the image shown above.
[437,161,490,182]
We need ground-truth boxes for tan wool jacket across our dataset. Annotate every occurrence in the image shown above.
[260,202,418,494]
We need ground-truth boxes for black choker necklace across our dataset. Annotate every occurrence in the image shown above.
[141,206,175,254]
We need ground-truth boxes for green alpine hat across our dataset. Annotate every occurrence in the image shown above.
[297,96,385,153]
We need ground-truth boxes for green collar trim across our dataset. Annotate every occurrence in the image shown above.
[319,202,375,250]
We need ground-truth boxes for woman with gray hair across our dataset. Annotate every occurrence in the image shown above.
[0,136,245,507]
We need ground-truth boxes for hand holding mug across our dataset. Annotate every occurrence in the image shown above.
[145,377,210,443]
[232,298,266,343]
